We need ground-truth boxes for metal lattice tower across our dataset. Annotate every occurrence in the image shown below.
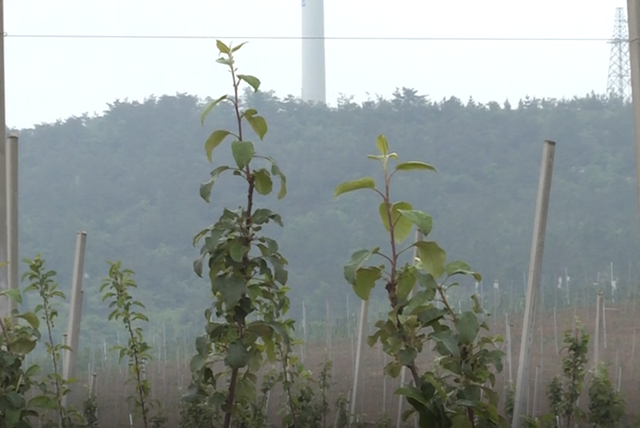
[607,7,632,100]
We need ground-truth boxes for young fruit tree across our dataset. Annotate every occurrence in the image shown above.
[334,136,506,428]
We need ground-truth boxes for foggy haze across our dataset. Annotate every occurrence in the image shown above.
[3,0,625,128]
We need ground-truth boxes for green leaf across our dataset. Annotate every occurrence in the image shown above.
[415,241,447,279]
[398,347,417,365]
[190,354,205,372]
[354,267,382,300]
[334,177,376,197]
[415,271,438,299]
[396,269,417,300]
[211,274,246,307]
[25,364,41,377]
[6,391,25,408]
[29,395,57,409]
[244,112,268,140]
[252,208,283,226]
[267,255,288,285]
[205,130,232,162]
[417,306,445,326]
[397,209,433,236]
[445,260,482,281]
[384,361,402,378]
[17,311,39,329]
[254,169,273,195]
[229,240,248,263]
[451,415,474,428]
[201,95,228,125]
[193,227,210,247]
[343,248,378,285]
[11,337,37,354]
[376,134,389,155]
[216,40,230,54]
[431,331,460,357]
[231,42,248,52]
[259,156,287,199]
[216,57,233,66]
[0,287,22,304]
[4,407,20,427]
[395,161,437,172]
[200,166,231,202]
[456,311,480,345]
[238,74,261,92]
[231,140,255,169]
[396,386,430,408]
[379,201,413,243]
[225,341,250,368]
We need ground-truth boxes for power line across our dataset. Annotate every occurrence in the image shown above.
[2,33,612,42]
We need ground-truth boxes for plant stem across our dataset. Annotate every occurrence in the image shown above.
[383,170,399,307]
[42,296,64,425]
[278,344,298,428]
[125,315,148,428]
[222,367,239,428]
[408,363,420,388]
[437,284,458,322]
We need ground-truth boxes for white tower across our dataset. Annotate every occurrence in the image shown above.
[301,0,326,103]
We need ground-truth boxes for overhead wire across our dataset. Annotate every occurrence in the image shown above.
[2,33,613,42]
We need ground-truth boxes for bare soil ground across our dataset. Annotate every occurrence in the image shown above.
[72,300,640,427]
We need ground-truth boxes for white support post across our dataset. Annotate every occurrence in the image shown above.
[627,0,640,314]
[6,134,18,316]
[512,141,556,428]
[350,298,368,421]
[594,292,602,367]
[62,232,87,385]
[506,313,513,382]
[0,0,8,319]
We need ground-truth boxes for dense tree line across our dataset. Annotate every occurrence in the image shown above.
[14,90,637,339]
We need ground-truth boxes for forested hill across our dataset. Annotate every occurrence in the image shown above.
[15,90,637,336]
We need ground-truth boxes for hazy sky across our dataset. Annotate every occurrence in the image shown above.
[3,0,627,128]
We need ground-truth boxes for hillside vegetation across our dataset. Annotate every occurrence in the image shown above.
[15,90,636,336]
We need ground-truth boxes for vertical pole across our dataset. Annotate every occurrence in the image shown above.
[301,300,307,364]
[553,306,559,355]
[602,299,608,350]
[512,140,556,428]
[62,232,88,384]
[0,0,8,319]
[506,313,513,382]
[350,298,368,420]
[628,0,640,302]
[6,134,17,315]
[611,261,615,303]
[532,365,540,416]
[632,329,637,379]
[594,292,602,367]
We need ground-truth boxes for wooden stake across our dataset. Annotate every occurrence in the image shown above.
[512,141,556,428]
